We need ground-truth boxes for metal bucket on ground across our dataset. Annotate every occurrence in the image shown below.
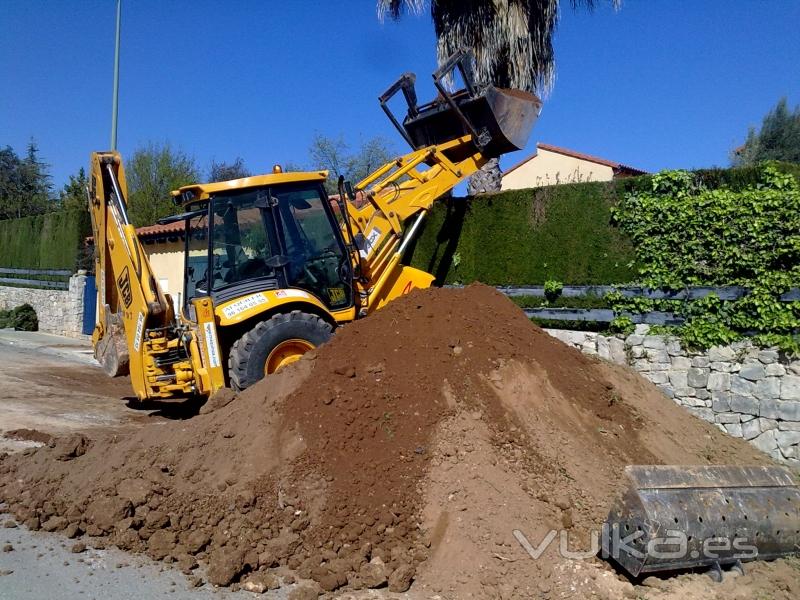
[602,465,800,577]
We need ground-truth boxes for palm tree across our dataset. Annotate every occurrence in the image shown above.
[377,0,620,194]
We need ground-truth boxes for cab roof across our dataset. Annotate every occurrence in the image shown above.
[171,170,329,204]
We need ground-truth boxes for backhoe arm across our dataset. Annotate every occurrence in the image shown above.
[88,151,174,394]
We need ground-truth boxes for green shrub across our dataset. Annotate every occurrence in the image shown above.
[0,209,90,270]
[0,304,38,331]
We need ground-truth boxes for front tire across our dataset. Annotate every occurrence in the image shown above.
[228,310,332,391]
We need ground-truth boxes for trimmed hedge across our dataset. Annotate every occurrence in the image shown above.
[409,161,800,286]
[0,209,90,270]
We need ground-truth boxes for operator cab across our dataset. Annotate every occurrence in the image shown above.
[169,173,353,317]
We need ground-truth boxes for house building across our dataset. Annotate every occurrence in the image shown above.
[135,221,188,308]
[501,142,646,190]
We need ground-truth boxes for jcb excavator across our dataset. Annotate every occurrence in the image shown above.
[89,51,540,398]
[88,52,799,578]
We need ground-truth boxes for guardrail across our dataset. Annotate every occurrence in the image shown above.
[0,267,71,290]
[492,285,800,325]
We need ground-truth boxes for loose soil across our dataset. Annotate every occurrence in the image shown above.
[0,284,794,599]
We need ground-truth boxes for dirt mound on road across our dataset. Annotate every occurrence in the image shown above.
[0,284,770,597]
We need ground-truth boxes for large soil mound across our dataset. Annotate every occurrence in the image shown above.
[0,284,772,597]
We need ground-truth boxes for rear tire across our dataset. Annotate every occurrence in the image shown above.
[228,310,332,391]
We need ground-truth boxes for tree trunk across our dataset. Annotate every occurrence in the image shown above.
[467,158,502,195]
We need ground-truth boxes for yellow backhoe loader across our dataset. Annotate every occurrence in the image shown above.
[87,53,799,578]
[89,51,540,399]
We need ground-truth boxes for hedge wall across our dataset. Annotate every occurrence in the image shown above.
[409,161,800,286]
[0,209,91,270]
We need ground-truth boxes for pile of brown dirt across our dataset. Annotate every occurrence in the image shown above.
[0,284,779,598]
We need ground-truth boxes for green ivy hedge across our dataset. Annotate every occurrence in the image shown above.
[609,164,800,350]
[0,210,90,270]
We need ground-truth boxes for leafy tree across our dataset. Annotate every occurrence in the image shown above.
[125,142,199,227]
[733,98,800,166]
[59,167,88,211]
[0,141,53,219]
[377,0,620,194]
[308,134,394,193]
[208,157,250,182]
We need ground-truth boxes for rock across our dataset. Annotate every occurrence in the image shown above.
[206,546,247,586]
[716,413,740,424]
[711,392,731,412]
[70,542,86,554]
[731,377,754,396]
[146,529,177,561]
[687,368,709,388]
[729,395,759,415]
[707,372,730,392]
[777,401,800,421]
[85,496,132,533]
[608,337,627,365]
[695,388,710,400]
[739,363,766,381]
[199,387,237,414]
[116,478,153,507]
[144,510,169,530]
[779,421,800,431]
[758,350,779,364]
[388,563,415,593]
[671,356,691,370]
[644,371,668,385]
[2,544,12,552]
[646,349,669,363]
[691,356,710,368]
[51,434,90,461]
[23,517,40,531]
[754,378,781,400]
[724,423,743,437]
[758,417,779,432]
[180,529,211,554]
[708,346,736,362]
[669,371,688,388]
[656,385,674,399]
[287,582,321,600]
[41,516,68,532]
[776,431,800,447]
[634,324,650,335]
[242,572,280,593]
[687,407,715,423]
[781,376,800,401]
[766,363,786,377]
[64,522,82,539]
[742,419,761,440]
[625,334,644,346]
[359,558,388,588]
[752,430,778,453]
[666,339,684,356]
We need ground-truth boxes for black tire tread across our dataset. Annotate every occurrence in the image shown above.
[228,310,332,391]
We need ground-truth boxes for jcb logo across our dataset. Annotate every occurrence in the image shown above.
[117,267,133,308]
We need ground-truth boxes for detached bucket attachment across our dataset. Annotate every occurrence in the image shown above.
[379,50,541,158]
[602,465,800,577]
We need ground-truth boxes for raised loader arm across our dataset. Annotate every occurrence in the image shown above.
[339,51,541,314]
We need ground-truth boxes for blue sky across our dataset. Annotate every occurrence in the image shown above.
[2,0,799,191]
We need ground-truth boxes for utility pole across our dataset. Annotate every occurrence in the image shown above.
[110,0,122,149]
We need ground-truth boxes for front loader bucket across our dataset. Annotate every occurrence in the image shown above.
[602,465,800,577]
[403,86,541,158]
[379,50,541,159]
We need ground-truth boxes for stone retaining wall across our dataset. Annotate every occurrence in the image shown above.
[546,326,800,466]
[0,273,88,338]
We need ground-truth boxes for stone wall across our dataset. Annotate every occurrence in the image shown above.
[0,273,89,338]
[546,326,800,466]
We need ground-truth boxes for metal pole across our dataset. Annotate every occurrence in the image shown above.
[110,0,122,150]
